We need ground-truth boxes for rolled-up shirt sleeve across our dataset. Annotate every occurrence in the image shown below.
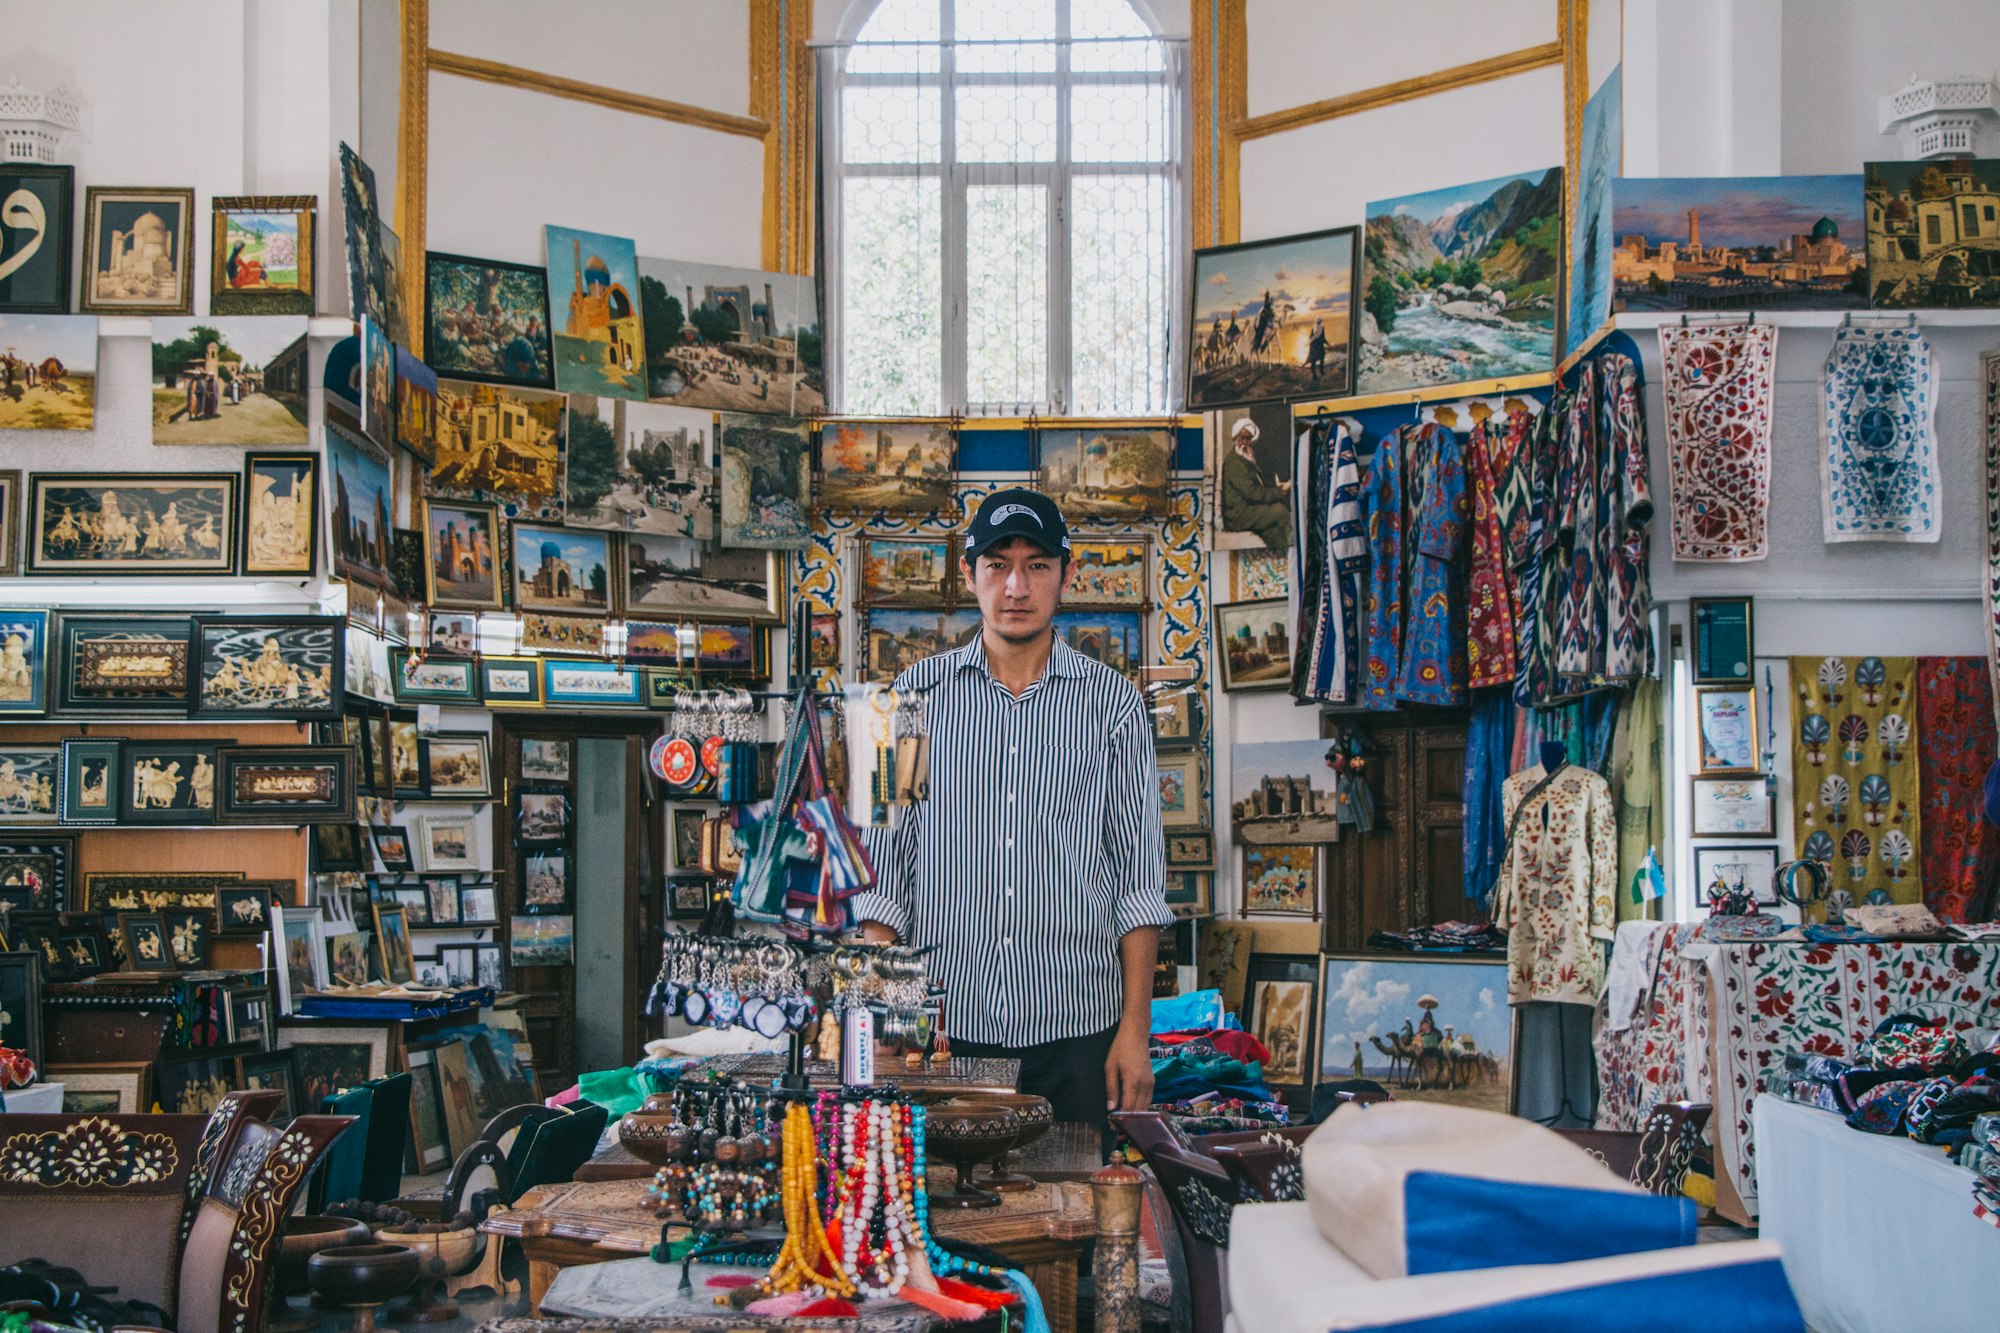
[1105,696,1173,937]
[852,801,918,939]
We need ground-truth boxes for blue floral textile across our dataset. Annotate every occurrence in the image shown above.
[1820,325,1939,542]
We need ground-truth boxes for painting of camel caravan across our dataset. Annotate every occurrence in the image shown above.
[1318,955,1513,1112]
[27,474,239,576]
[0,315,98,430]
[1188,226,1357,408]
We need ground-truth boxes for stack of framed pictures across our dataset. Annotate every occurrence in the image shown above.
[510,735,575,968]
[0,735,359,828]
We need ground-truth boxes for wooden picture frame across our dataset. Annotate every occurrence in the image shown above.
[422,498,504,611]
[1215,598,1293,692]
[1691,596,1755,684]
[370,824,415,873]
[423,731,492,799]
[117,741,219,825]
[0,607,47,714]
[217,746,357,824]
[235,1048,299,1126]
[1163,871,1211,917]
[79,186,195,315]
[210,194,316,315]
[518,737,573,784]
[57,736,121,825]
[1694,685,1760,775]
[392,650,480,704]
[370,900,415,985]
[1155,752,1205,830]
[421,874,461,926]
[0,164,74,314]
[1244,952,1320,1099]
[191,615,343,721]
[241,452,321,577]
[51,613,193,715]
[27,474,239,577]
[215,883,277,938]
[278,1024,392,1110]
[118,913,175,972]
[417,815,478,873]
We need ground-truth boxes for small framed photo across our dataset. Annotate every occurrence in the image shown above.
[509,913,573,966]
[1693,844,1781,908]
[458,882,497,926]
[211,194,316,315]
[479,656,544,708]
[419,815,478,872]
[422,874,462,926]
[390,884,431,926]
[80,186,196,314]
[1241,843,1320,917]
[312,823,366,873]
[1151,688,1198,749]
[1691,596,1754,685]
[1155,752,1205,830]
[392,650,480,704]
[670,877,714,920]
[1694,686,1759,775]
[216,883,276,937]
[58,736,123,825]
[520,848,572,914]
[516,789,569,843]
[434,942,476,987]
[370,824,415,873]
[1215,599,1293,692]
[519,737,573,783]
[423,731,492,799]
[1166,829,1214,869]
[668,806,706,872]
[1163,871,1211,917]
[119,912,176,972]
[427,613,479,656]
[1691,774,1776,838]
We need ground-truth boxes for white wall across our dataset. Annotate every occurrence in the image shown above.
[1244,0,1554,117]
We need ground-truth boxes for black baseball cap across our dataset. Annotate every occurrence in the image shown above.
[964,488,1071,562]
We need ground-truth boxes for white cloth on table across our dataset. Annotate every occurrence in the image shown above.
[1603,920,1669,1033]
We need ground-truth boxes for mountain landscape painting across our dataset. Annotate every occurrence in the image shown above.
[1359,167,1563,395]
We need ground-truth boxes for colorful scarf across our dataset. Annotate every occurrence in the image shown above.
[1820,325,1939,542]
[1661,322,1778,561]
[1917,657,1997,922]
[1791,656,1923,903]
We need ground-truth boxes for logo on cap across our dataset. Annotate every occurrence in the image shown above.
[991,503,1041,527]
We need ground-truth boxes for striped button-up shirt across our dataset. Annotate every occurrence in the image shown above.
[852,635,1172,1046]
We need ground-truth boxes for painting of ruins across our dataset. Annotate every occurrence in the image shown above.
[545,224,647,401]
[1319,956,1512,1112]
[819,419,954,515]
[1230,737,1345,845]
[1613,175,1867,312]
[1188,225,1356,407]
[0,314,97,431]
[1864,159,2000,307]
[150,318,310,445]
[638,256,825,416]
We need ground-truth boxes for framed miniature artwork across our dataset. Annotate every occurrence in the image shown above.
[424,732,492,799]
[1694,686,1759,775]
[1163,871,1211,917]
[1215,599,1293,692]
[808,613,840,669]
[218,746,357,824]
[115,742,215,825]
[57,928,110,979]
[0,608,49,715]
[519,737,573,784]
[423,499,503,611]
[211,194,316,314]
[389,712,426,797]
[516,790,568,844]
[147,316,312,447]
[312,823,365,874]
[424,251,554,389]
[27,474,239,577]
[0,833,74,910]
[119,913,175,972]
[48,1063,149,1115]
[192,615,343,720]
[542,658,643,709]
[323,929,373,986]
[1165,829,1214,869]
[326,424,395,591]
[1245,952,1321,1099]
[670,878,713,920]
[428,613,479,656]
[479,656,544,708]
[1693,844,1782,908]
[1691,774,1776,838]
[668,806,706,872]
[370,825,415,873]
[57,737,120,826]
[0,473,21,577]
[1066,540,1150,607]
[418,815,478,873]
[242,452,320,577]
[509,914,573,966]
[162,909,212,969]
[216,883,276,938]
[1155,753,1205,830]
[1151,687,1198,750]
[278,1024,391,1108]
[1691,597,1755,685]
[1241,843,1319,917]
[51,613,193,714]
[80,186,195,315]
[392,650,480,704]
[234,1049,298,1125]
[0,950,42,1069]
[520,848,572,914]
[0,164,74,314]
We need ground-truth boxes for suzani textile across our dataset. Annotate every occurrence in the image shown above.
[1916,657,1996,923]
[1790,655,1922,904]
[1592,922,1711,1132]
[1819,325,1939,542]
[1711,941,2000,1217]
[1661,322,1778,561]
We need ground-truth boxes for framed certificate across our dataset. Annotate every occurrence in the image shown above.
[1691,597,1754,684]
[1691,775,1774,837]
[1694,686,1759,775]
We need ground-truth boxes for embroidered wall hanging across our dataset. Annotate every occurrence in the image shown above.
[1984,351,2000,720]
[1916,657,1996,923]
[1790,655,1921,904]
[1819,325,1939,542]
[1661,322,1778,561]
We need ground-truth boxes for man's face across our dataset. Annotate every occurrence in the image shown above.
[963,537,1072,645]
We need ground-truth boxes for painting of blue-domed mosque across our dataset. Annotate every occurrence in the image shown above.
[1612,175,1868,312]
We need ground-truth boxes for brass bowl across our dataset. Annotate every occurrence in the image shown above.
[963,1092,1053,1193]
[924,1099,1021,1209]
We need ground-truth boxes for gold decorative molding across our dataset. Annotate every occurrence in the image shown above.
[397,0,429,358]
[428,49,771,139]
[751,0,813,273]
[1556,0,1589,375]
[1237,41,1565,141]
[1190,0,1244,248]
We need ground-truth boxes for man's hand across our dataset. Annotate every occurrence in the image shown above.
[1105,1025,1154,1112]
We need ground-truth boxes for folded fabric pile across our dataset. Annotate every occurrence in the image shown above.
[1150,1094,1290,1133]
[1969,1113,2000,1228]
[1777,1015,2000,1151]
[1365,920,1504,953]
[1150,1028,1277,1105]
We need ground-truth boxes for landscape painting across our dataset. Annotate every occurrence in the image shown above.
[625,538,780,621]
[150,317,309,444]
[210,195,315,315]
[818,419,955,515]
[545,224,647,400]
[428,378,567,521]
[1319,955,1512,1111]
[864,607,981,683]
[424,251,553,388]
[27,474,237,575]
[1565,65,1621,358]
[1359,167,1563,395]
[1188,225,1357,407]
[511,523,610,615]
[0,314,98,430]
[563,394,716,538]
[326,424,394,591]
[638,255,824,414]
[1863,159,2000,307]
[1037,427,1173,518]
[1614,174,1867,311]
[719,413,812,549]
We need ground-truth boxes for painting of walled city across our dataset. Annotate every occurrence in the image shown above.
[1864,159,2000,307]
[1612,175,1867,312]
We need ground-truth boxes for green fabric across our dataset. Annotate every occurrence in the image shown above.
[1615,677,1664,922]
[576,1066,648,1118]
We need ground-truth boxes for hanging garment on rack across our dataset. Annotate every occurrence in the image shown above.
[1984,353,2000,718]
[1492,762,1617,1006]
[1820,323,1940,543]
[1661,321,1778,561]
[1602,352,1655,682]
[1554,363,1603,686]
[1292,419,1366,702]
[1463,690,1516,907]
[1397,421,1470,705]
[1612,677,1664,925]
[1361,423,1408,710]
[1465,415,1520,690]
[1512,402,1567,707]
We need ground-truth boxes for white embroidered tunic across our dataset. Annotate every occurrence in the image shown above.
[1493,763,1617,1005]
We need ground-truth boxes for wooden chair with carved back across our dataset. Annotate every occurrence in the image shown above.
[1553,1100,1712,1198]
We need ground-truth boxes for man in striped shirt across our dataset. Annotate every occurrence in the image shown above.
[854,488,1173,1141]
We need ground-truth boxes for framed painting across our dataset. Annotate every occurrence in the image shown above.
[635,254,824,414]
[394,345,438,464]
[520,613,604,654]
[1036,427,1172,519]
[370,825,415,874]
[517,789,569,844]
[242,452,319,576]
[388,712,426,795]
[1694,844,1782,908]
[862,608,981,684]
[427,613,478,656]
[520,848,572,914]
[510,913,574,966]
[479,655,543,708]
[0,608,49,715]
[667,806,705,871]
[0,314,96,431]
[519,738,573,784]
[1864,160,2000,307]
[326,423,395,591]
[274,905,325,1012]
[148,316,311,446]
[1611,176,1868,314]
[563,395,717,538]
[0,745,58,825]
[624,538,782,623]
[423,499,502,611]
[52,613,192,714]
[1240,843,1319,917]
[1210,403,1295,550]
[818,419,955,516]
[1692,596,1755,685]
[235,1049,298,1126]
[1155,752,1204,830]
[1245,952,1320,1098]
[323,929,372,986]
[418,815,478,873]
[0,951,40,1069]
[670,877,713,921]
[1216,599,1293,692]
[1151,688,1198,750]
[392,650,479,704]
[0,165,73,314]
[79,186,194,315]
[279,1024,391,1109]
[0,471,19,576]
[422,874,461,927]
[0,833,74,909]
[1318,954,1513,1110]
[216,883,276,938]
[371,901,415,985]
[1055,609,1144,679]
[424,731,492,799]
[1564,65,1623,359]
[543,659,643,709]
[1163,871,1211,917]
[211,194,315,314]
[118,741,217,825]
[1231,737,1345,846]
[49,1062,150,1115]
[1694,685,1759,774]
[359,314,396,451]
[119,913,174,972]
[511,523,612,616]
[218,746,357,824]
[312,823,365,874]
[153,1052,233,1116]
[1230,547,1289,600]
[718,413,813,550]
[1691,774,1775,838]
[458,881,498,927]
[192,615,343,720]
[57,926,110,979]
[1188,224,1358,407]
[428,378,568,522]
[687,623,770,679]
[1165,830,1214,869]
[57,737,121,825]
[339,143,385,325]
[27,473,238,576]
[162,908,213,969]
[544,224,648,401]
[1066,539,1150,607]
[858,537,957,608]
[808,613,840,669]
[424,250,554,388]
[403,1047,450,1171]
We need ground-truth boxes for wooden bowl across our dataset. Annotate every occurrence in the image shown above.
[617,1093,689,1165]
[925,1100,1021,1209]
[376,1224,484,1323]
[307,1243,421,1333]
[963,1092,1053,1193]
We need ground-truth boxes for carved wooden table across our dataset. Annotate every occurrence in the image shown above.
[483,1177,1096,1333]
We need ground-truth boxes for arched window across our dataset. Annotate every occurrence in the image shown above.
[825,0,1184,417]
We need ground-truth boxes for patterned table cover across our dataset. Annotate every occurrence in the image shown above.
[1593,922,1714,1133]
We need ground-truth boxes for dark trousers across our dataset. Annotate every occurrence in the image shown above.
[951,1025,1118,1157]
